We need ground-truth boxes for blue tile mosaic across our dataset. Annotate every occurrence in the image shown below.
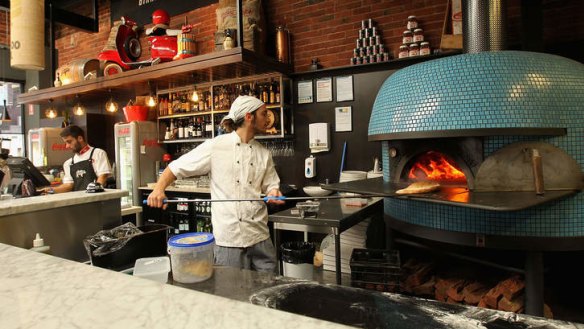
[369,51,584,137]
[372,51,584,238]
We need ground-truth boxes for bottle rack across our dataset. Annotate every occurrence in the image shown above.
[156,73,293,143]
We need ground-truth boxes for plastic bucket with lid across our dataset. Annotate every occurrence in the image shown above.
[168,232,215,283]
[281,241,315,280]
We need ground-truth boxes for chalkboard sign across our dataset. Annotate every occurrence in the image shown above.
[111,0,216,26]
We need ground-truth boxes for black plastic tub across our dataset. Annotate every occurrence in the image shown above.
[88,224,171,271]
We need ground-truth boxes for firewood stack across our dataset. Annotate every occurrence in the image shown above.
[399,258,554,318]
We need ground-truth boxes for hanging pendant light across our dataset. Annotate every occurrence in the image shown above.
[1,100,11,122]
[105,89,119,113]
[147,81,157,107]
[191,87,199,102]
[45,99,58,119]
[105,97,119,113]
[10,0,45,70]
[73,94,85,116]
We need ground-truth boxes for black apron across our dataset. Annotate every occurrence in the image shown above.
[70,148,98,191]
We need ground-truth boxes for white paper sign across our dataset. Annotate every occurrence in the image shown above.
[316,77,333,102]
[336,76,354,102]
[335,106,352,132]
[297,80,313,104]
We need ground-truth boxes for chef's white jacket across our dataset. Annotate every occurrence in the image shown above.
[168,132,280,247]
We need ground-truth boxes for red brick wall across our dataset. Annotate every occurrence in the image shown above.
[1,0,582,72]
[52,1,217,66]
[0,10,8,46]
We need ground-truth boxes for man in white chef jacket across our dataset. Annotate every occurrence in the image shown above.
[148,96,284,272]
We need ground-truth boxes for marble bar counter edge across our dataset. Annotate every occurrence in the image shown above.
[0,243,350,329]
[0,189,128,217]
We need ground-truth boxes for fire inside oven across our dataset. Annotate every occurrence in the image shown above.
[403,151,467,186]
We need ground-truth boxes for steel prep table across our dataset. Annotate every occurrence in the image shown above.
[268,197,383,284]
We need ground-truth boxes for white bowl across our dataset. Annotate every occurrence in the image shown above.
[303,186,333,197]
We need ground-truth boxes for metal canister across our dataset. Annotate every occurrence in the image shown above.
[276,25,290,64]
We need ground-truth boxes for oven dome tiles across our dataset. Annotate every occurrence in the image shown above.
[368,51,584,140]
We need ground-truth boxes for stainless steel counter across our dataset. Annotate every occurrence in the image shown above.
[268,197,383,284]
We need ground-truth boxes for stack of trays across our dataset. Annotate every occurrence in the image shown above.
[322,218,369,274]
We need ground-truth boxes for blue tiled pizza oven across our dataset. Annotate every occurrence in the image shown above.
[369,51,584,238]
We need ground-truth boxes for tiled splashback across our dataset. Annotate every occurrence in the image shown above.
[371,51,584,238]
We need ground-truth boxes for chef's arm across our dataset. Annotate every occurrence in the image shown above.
[147,167,177,209]
[97,173,109,187]
[42,183,73,194]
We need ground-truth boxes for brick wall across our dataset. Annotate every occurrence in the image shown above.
[0,9,8,47]
[0,0,582,72]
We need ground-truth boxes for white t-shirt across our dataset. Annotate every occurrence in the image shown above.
[169,132,280,248]
[62,146,111,184]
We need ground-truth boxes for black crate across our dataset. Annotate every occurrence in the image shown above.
[350,248,401,292]
[88,224,171,271]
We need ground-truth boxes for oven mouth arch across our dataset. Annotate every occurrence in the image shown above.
[389,138,481,191]
[399,151,469,185]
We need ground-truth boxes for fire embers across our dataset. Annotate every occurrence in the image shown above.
[407,151,467,184]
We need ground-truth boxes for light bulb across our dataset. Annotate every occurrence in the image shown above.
[45,108,58,119]
[147,96,157,107]
[105,98,119,113]
[73,103,85,116]
[191,90,199,102]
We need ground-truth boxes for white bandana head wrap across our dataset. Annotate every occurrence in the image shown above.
[221,96,265,124]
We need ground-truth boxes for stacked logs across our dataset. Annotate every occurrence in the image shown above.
[400,258,553,318]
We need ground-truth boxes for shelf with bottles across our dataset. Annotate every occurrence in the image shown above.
[156,73,293,143]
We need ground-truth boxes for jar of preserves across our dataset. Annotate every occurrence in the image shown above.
[420,42,431,56]
[408,43,420,57]
[407,15,418,30]
[402,30,413,44]
[399,45,409,58]
[413,28,424,43]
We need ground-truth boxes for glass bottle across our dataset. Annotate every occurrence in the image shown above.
[269,81,275,104]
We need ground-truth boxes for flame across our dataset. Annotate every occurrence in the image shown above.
[408,151,466,183]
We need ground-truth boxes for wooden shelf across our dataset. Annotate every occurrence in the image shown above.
[291,51,462,79]
[18,48,293,105]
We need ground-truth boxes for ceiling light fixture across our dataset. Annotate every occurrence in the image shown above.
[147,81,157,107]
[45,99,58,119]
[73,94,85,116]
[191,87,199,102]
[105,89,119,113]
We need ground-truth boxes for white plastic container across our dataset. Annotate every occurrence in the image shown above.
[30,233,51,254]
[168,232,215,283]
[133,256,170,283]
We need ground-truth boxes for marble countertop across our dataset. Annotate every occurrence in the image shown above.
[0,189,128,217]
[0,243,350,329]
